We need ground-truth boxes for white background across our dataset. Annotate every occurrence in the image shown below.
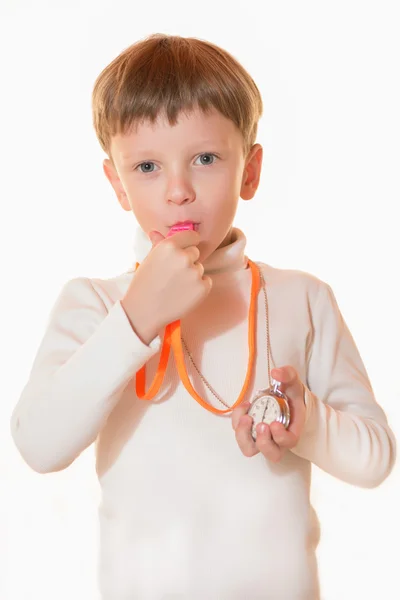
[1,0,399,598]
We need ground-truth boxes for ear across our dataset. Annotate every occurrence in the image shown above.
[103,158,131,212]
[240,144,263,201]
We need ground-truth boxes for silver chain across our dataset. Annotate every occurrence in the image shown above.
[180,262,275,409]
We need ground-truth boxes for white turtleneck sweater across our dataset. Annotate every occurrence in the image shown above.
[10,227,395,600]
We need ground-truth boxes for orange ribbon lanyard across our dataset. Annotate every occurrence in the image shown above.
[134,258,260,414]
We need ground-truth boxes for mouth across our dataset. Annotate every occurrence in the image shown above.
[168,221,200,232]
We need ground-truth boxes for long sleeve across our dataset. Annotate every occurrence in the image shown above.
[291,282,396,488]
[10,277,161,474]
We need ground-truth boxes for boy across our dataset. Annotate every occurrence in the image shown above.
[10,33,396,599]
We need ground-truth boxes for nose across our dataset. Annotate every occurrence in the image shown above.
[166,174,196,205]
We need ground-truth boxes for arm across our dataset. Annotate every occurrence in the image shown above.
[10,277,161,474]
[291,282,396,488]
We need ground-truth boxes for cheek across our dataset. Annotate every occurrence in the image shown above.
[127,191,159,228]
[196,160,239,184]
[206,195,239,233]
[197,169,241,206]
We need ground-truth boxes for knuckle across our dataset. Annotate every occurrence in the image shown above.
[256,428,268,442]
[182,251,192,268]
[273,435,284,446]
[256,439,267,453]
[235,427,248,445]
[242,446,254,458]
[164,239,175,253]
[196,262,205,276]
[234,428,242,443]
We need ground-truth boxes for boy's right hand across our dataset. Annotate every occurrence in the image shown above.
[121,229,213,345]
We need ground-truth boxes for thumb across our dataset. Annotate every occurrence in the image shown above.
[148,230,165,248]
[271,366,298,386]
[271,366,304,399]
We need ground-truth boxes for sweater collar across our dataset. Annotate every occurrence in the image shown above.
[129,226,248,275]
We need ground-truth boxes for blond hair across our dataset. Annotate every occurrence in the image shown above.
[92,34,263,160]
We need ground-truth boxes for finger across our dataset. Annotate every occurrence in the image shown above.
[271,365,299,388]
[202,275,213,294]
[148,230,165,247]
[255,423,285,462]
[271,366,304,404]
[271,366,306,438]
[231,400,251,430]
[166,229,201,249]
[194,261,205,278]
[269,421,298,449]
[235,414,259,457]
[183,245,201,265]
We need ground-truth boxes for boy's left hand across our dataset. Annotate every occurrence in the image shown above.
[232,366,306,462]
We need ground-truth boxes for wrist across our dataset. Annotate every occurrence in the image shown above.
[121,297,160,346]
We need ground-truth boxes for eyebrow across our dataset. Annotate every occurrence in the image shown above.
[120,141,228,161]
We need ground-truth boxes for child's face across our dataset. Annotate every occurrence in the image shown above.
[103,106,262,261]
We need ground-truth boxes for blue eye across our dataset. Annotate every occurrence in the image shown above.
[135,153,218,173]
[137,162,156,173]
[196,153,218,166]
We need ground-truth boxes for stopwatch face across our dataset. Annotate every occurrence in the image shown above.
[247,390,290,440]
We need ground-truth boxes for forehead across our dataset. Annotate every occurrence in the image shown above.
[111,107,242,160]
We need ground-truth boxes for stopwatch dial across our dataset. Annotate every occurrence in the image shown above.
[248,394,282,440]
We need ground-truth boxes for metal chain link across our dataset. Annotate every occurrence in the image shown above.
[180,263,275,409]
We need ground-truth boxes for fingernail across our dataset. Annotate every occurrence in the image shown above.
[259,423,267,433]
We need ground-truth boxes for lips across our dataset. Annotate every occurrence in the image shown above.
[168,221,199,232]
[169,221,198,227]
